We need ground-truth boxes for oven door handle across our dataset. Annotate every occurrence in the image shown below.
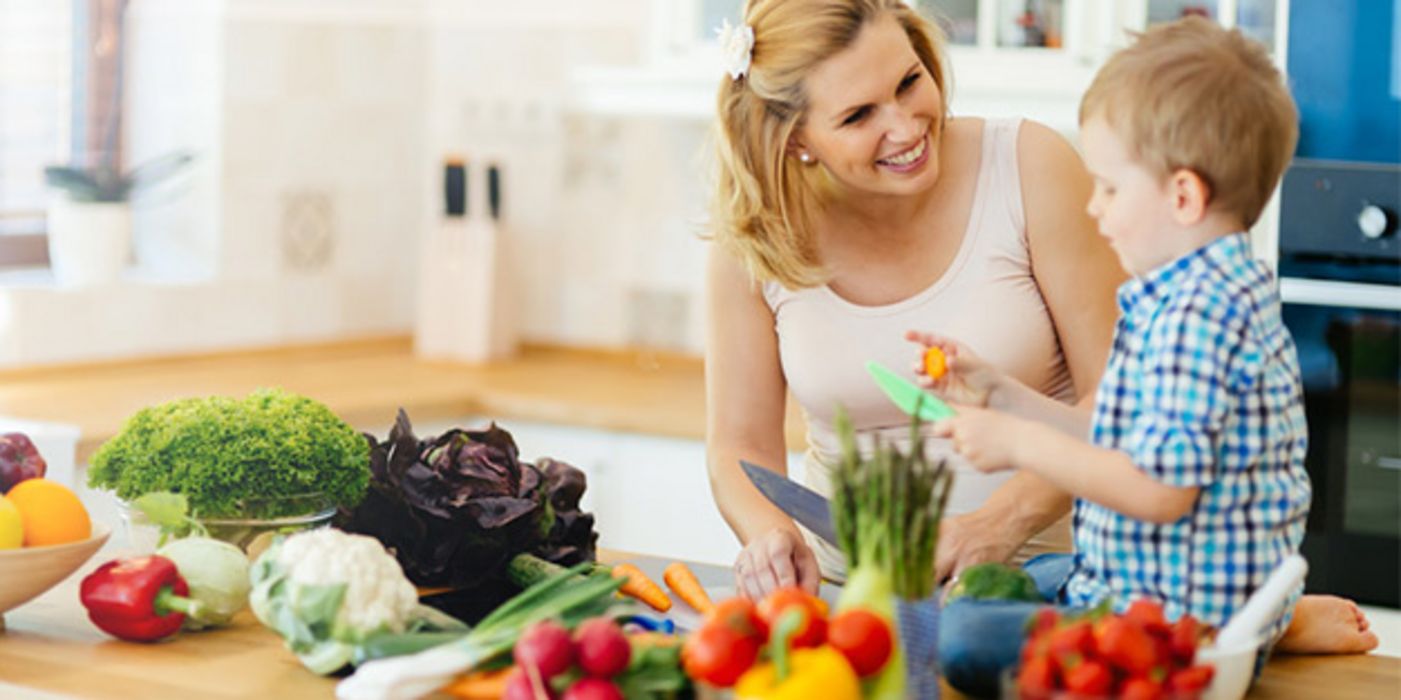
[1279,278,1401,311]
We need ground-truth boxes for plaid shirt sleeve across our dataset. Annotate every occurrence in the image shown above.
[1126,289,1252,487]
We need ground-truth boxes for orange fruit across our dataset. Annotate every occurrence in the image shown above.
[6,478,90,547]
[923,346,948,380]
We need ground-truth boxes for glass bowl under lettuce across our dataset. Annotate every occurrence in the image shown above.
[121,492,335,557]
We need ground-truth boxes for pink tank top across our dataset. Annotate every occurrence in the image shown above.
[763,118,1075,577]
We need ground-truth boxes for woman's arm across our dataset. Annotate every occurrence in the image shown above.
[705,245,820,595]
[933,122,1125,580]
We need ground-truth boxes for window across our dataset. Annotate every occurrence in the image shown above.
[0,0,124,268]
[0,0,72,246]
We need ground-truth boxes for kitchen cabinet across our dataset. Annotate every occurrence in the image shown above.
[578,0,1290,132]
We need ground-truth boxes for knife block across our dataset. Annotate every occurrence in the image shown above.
[414,158,516,363]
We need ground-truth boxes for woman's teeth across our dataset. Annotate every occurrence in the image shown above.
[879,137,926,166]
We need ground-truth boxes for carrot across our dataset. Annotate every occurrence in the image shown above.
[663,561,714,614]
[441,667,514,700]
[923,346,948,380]
[611,562,672,612]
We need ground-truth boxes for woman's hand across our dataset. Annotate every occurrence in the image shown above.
[934,510,1022,583]
[734,528,821,599]
[904,331,1004,408]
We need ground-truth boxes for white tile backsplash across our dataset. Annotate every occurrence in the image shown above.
[1,1,708,368]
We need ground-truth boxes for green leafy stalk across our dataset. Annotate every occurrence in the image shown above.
[830,404,955,700]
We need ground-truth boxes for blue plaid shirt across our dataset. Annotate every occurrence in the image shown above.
[1062,233,1311,639]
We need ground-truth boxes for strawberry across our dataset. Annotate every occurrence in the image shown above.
[1125,598,1170,637]
[1028,606,1061,638]
[1094,616,1157,675]
[1017,654,1058,700]
[1169,614,1203,665]
[1062,659,1113,696]
[1120,676,1165,700]
[1048,620,1095,670]
[1167,664,1216,693]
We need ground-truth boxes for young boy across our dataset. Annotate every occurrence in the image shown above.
[913,17,1374,695]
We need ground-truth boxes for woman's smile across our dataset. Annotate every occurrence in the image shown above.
[876,132,930,172]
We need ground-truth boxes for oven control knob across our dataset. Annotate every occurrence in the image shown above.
[1357,204,1395,239]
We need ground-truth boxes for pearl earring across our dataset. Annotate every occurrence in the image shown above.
[799,152,812,163]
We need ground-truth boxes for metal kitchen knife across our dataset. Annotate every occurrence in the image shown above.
[739,459,838,546]
[866,360,958,422]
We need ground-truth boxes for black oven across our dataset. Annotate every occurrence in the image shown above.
[1279,160,1401,607]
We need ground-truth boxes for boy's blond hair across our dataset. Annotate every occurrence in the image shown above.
[1079,16,1298,228]
[710,0,950,289]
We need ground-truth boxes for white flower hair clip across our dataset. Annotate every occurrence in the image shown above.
[717,18,755,81]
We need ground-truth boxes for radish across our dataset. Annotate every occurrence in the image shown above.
[514,620,575,681]
[503,669,555,700]
[561,677,623,700]
[573,618,632,678]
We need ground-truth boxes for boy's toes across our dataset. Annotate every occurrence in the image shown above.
[1277,595,1381,655]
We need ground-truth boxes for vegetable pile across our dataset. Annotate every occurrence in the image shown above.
[681,588,892,700]
[492,616,688,700]
[335,411,599,621]
[88,388,370,518]
[80,493,253,641]
[249,528,468,675]
[1018,599,1217,700]
[829,407,954,699]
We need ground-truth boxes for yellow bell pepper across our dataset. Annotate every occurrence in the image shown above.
[734,646,862,700]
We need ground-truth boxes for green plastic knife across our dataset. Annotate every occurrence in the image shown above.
[866,360,958,421]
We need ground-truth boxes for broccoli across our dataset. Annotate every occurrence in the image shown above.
[944,562,1044,603]
[88,388,370,518]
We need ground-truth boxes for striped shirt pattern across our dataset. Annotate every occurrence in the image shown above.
[1063,233,1311,640]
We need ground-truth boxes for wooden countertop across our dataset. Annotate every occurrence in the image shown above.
[0,335,806,463]
[1,546,1396,700]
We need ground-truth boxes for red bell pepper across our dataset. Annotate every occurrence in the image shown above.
[79,555,200,642]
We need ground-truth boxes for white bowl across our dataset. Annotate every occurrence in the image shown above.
[1196,637,1263,700]
[0,523,111,623]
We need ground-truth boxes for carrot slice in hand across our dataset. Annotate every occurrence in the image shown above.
[612,562,672,612]
[663,561,714,614]
[923,346,948,380]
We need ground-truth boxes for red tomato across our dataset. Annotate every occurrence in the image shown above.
[681,623,761,688]
[1125,599,1171,637]
[1062,660,1113,696]
[707,597,768,640]
[756,587,828,648]
[1017,655,1058,700]
[1167,664,1216,693]
[1120,676,1166,700]
[1094,616,1157,675]
[827,609,894,677]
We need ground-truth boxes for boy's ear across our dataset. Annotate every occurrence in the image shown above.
[1168,168,1212,225]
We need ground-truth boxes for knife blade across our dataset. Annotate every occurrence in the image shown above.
[739,459,839,546]
[866,360,958,421]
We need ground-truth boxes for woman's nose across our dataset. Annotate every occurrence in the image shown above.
[882,105,925,144]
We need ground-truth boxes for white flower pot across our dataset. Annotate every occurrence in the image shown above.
[46,196,131,287]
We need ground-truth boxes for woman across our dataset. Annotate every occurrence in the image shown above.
[704,0,1123,600]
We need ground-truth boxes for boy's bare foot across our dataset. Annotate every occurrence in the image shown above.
[1276,594,1379,654]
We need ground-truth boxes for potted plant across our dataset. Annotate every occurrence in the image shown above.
[42,151,191,286]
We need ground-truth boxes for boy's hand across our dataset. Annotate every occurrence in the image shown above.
[905,330,1002,408]
[932,406,1028,472]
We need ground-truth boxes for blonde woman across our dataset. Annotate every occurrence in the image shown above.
[705,0,1122,599]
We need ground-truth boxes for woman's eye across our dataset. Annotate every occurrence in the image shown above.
[898,73,920,92]
[842,107,870,126]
